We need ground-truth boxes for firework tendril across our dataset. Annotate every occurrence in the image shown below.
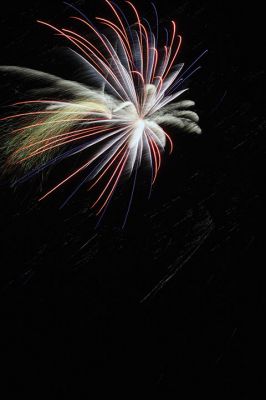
[0,1,204,224]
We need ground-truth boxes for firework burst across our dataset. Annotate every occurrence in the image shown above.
[0,1,204,225]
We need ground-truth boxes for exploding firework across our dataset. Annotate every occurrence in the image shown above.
[0,1,204,225]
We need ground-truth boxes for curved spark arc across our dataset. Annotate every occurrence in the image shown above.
[1,0,202,225]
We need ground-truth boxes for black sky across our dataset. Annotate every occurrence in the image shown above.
[0,0,265,396]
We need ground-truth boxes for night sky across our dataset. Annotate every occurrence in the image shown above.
[0,0,265,396]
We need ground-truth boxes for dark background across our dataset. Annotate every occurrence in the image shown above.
[0,0,265,396]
